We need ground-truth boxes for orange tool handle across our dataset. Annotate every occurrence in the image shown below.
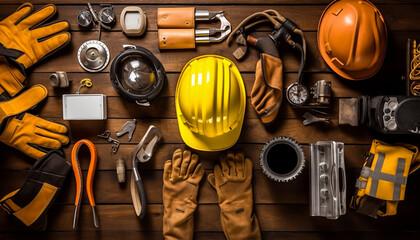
[71,139,98,207]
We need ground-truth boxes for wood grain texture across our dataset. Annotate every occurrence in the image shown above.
[1,0,420,5]
[1,168,420,205]
[1,204,420,232]
[2,31,418,73]
[1,231,419,240]
[1,0,420,239]
[0,143,371,170]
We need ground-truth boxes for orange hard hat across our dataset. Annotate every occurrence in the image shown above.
[318,0,387,80]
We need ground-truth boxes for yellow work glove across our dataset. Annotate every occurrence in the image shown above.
[0,56,25,99]
[0,113,69,159]
[163,149,204,240]
[208,151,261,240]
[0,3,71,97]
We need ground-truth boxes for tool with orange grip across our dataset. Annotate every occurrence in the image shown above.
[71,139,99,228]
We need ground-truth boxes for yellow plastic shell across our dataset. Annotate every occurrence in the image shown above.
[175,55,246,151]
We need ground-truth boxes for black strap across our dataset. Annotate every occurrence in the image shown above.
[355,196,383,219]
[0,44,24,60]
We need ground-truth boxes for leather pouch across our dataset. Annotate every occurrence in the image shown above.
[158,29,195,49]
[157,7,195,28]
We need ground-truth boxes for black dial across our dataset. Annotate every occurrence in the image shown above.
[286,83,309,105]
[77,10,93,28]
[99,7,115,25]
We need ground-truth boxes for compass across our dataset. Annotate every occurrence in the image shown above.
[77,9,93,28]
[286,83,309,106]
[98,5,115,25]
[77,40,110,72]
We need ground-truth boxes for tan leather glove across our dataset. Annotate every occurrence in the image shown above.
[208,151,261,240]
[0,3,70,97]
[0,113,69,159]
[163,149,204,240]
[251,53,283,125]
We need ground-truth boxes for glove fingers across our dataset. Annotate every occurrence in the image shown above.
[189,163,204,184]
[3,3,33,25]
[34,127,69,145]
[186,152,199,178]
[36,33,71,59]
[22,144,46,159]
[207,173,216,189]
[235,151,246,179]
[220,154,230,177]
[180,150,191,176]
[32,21,69,40]
[34,117,68,135]
[30,134,62,149]
[171,149,183,177]
[163,160,172,181]
[226,151,237,177]
[19,4,55,29]
[244,157,253,179]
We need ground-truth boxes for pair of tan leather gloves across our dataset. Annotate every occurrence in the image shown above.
[163,149,261,240]
[0,3,71,160]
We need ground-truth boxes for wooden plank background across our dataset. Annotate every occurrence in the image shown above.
[1,0,420,239]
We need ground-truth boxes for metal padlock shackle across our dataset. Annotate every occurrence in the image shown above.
[195,11,232,43]
[157,7,232,49]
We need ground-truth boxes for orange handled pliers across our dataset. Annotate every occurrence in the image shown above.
[71,139,99,228]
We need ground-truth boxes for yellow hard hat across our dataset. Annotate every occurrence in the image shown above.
[318,0,387,80]
[175,55,246,151]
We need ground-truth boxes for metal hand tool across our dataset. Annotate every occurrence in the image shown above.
[98,130,120,154]
[131,125,162,219]
[71,139,99,228]
[194,10,231,43]
[303,112,330,126]
[158,8,231,49]
[116,119,137,142]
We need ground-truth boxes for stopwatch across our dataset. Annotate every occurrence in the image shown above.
[286,83,309,106]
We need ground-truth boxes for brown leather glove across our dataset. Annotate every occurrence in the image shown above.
[208,151,261,240]
[251,53,283,125]
[163,149,204,240]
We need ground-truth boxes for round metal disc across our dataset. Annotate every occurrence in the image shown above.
[286,83,309,106]
[77,40,110,72]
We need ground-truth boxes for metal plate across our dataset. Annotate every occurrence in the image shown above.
[77,40,110,72]
[63,94,107,120]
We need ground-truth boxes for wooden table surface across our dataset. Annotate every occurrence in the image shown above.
[1,0,420,239]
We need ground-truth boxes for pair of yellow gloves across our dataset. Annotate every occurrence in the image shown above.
[163,149,261,240]
[0,3,71,159]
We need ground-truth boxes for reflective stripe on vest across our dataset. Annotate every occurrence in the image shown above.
[368,152,407,201]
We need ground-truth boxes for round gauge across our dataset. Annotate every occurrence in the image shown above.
[99,7,115,25]
[286,83,309,106]
[77,10,93,28]
[77,40,110,72]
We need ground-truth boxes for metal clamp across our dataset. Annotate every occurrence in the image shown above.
[116,119,137,142]
[98,130,120,154]
[195,11,231,43]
